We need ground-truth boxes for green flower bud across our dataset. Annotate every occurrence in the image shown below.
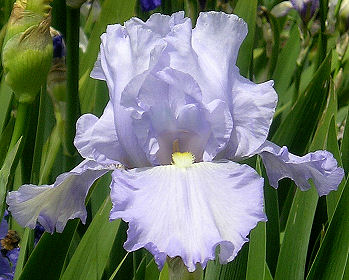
[1,0,53,103]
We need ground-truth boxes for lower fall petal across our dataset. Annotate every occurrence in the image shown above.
[7,160,111,233]
[258,141,344,196]
[110,160,266,272]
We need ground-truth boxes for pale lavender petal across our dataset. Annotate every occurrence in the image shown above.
[121,68,232,164]
[157,68,233,161]
[220,68,278,160]
[121,71,208,164]
[7,160,111,233]
[156,12,277,160]
[110,161,266,272]
[90,12,185,101]
[258,141,345,196]
[74,102,127,166]
[90,11,275,167]
[160,12,247,104]
[90,13,184,167]
[192,12,247,102]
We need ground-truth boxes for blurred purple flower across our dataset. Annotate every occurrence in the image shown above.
[140,0,161,11]
[7,12,344,272]
[52,35,65,58]
[34,224,45,245]
[291,0,319,23]
[0,212,19,279]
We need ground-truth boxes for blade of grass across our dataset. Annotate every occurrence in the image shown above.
[17,220,80,280]
[109,253,130,280]
[326,117,345,219]
[272,24,300,105]
[341,107,349,174]
[306,177,349,280]
[234,0,257,78]
[0,137,22,222]
[274,62,336,280]
[246,158,266,280]
[60,197,122,280]
[64,6,81,171]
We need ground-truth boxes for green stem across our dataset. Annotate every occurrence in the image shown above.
[30,86,47,185]
[39,116,63,184]
[167,257,203,280]
[64,6,81,171]
[9,102,30,150]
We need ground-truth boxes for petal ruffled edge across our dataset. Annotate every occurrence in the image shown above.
[219,68,278,160]
[7,160,112,233]
[74,102,126,166]
[110,160,266,272]
[258,141,345,196]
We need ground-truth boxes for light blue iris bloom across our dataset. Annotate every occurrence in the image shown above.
[7,12,344,272]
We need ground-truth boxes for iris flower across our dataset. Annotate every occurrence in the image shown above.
[290,0,319,22]
[0,211,19,279]
[7,12,344,272]
[140,0,161,12]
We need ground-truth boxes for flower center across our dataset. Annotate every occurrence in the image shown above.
[171,152,195,168]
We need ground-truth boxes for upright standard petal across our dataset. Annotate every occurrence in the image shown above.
[90,13,186,167]
[90,12,185,101]
[156,12,277,159]
[121,68,233,164]
[74,102,127,166]
[110,160,266,272]
[7,160,112,233]
[220,68,278,160]
[258,141,344,196]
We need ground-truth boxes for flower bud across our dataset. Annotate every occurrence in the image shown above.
[271,1,294,18]
[291,0,319,24]
[140,0,161,11]
[1,0,53,103]
[47,29,67,117]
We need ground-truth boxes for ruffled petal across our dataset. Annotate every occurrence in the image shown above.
[155,12,277,159]
[90,13,186,167]
[90,12,185,101]
[120,68,232,164]
[192,12,247,102]
[7,160,112,233]
[160,12,247,104]
[74,102,127,166]
[110,160,266,272]
[258,141,345,196]
[220,68,278,159]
